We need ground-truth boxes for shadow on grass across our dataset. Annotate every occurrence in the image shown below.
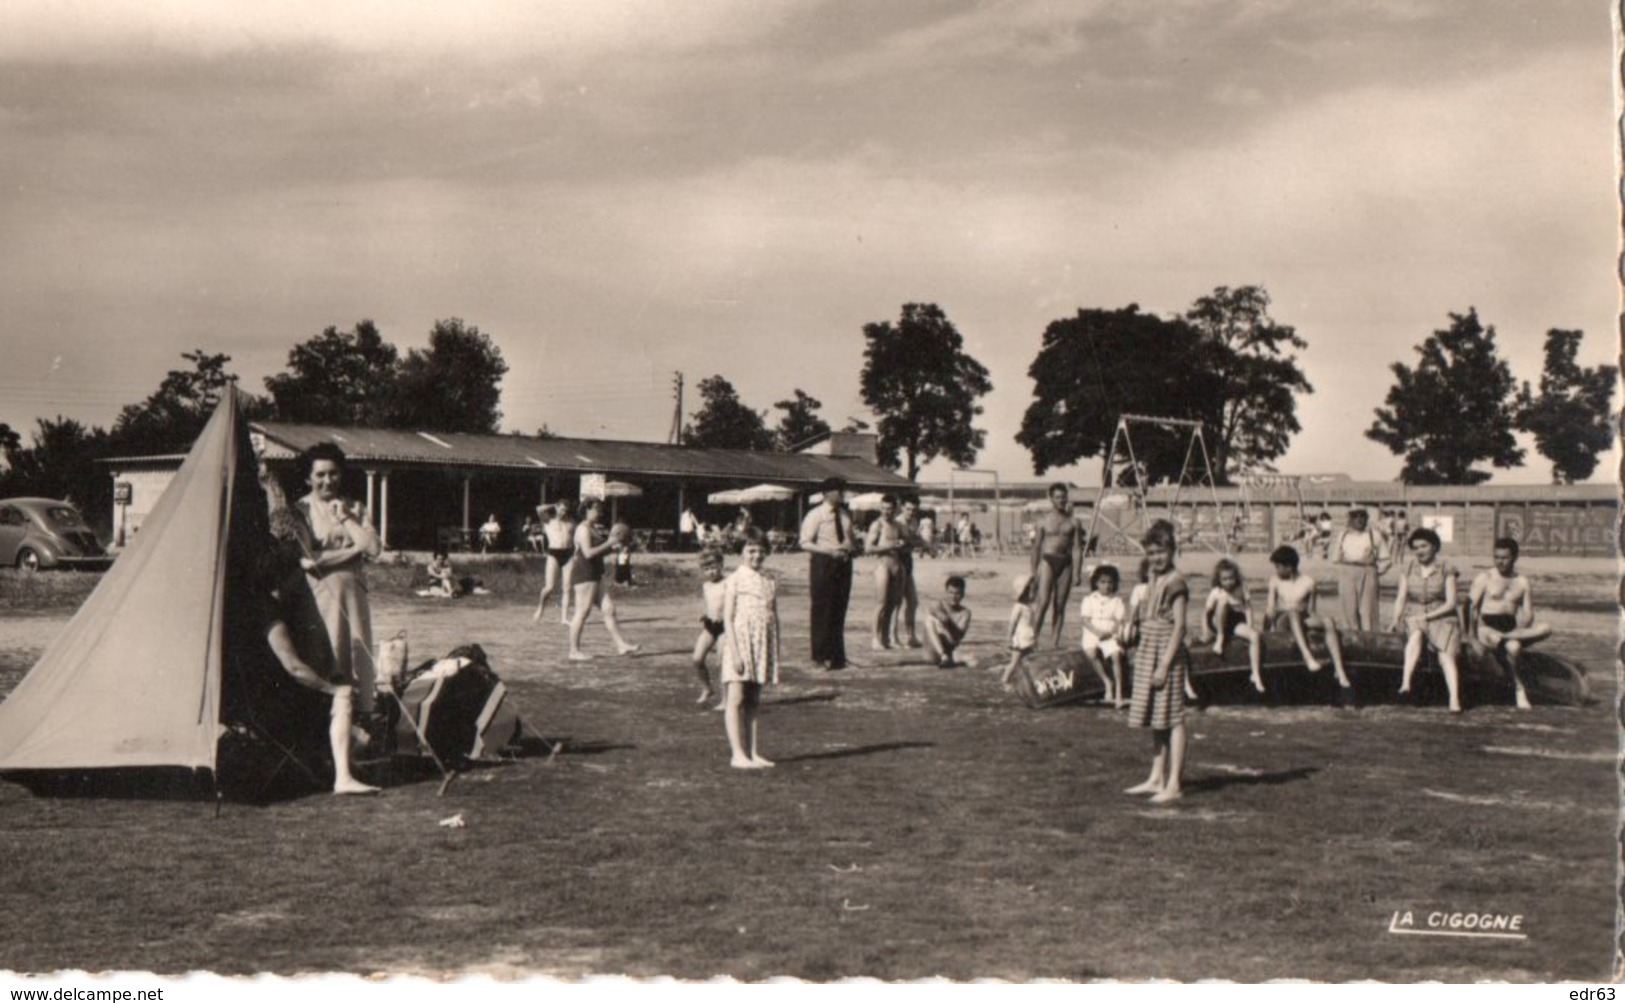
[558,740,638,756]
[766,691,841,707]
[777,741,935,764]
[1184,766,1319,794]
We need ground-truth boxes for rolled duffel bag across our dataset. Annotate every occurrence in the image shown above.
[389,645,527,766]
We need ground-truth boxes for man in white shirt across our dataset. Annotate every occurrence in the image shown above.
[799,477,854,670]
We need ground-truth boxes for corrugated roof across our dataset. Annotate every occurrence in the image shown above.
[251,423,914,491]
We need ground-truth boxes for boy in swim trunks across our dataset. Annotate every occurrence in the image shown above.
[1468,537,1552,710]
[1030,482,1084,648]
[1265,544,1355,701]
[691,550,728,706]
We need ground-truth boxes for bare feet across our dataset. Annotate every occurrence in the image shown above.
[1211,643,1224,657]
[617,643,642,656]
[568,651,593,662]
[729,757,756,769]
[1306,658,1324,673]
[1250,675,1266,694]
[1149,788,1184,804]
[333,778,380,796]
[532,607,543,622]
[1514,688,1532,710]
[751,755,775,768]
[1124,780,1163,796]
[696,690,715,707]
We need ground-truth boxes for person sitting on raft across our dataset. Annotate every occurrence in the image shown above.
[1264,544,1355,704]
[1200,557,1265,695]
[1392,527,1463,714]
[1468,537,1552,710]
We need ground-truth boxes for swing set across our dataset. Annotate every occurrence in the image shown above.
[1084,414,1230,556]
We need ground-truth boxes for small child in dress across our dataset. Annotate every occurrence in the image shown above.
[1124,520,1190,804]
[690,550,728,707]
[924,575,973,668]
[1000,573,1038,690]
[1079,564,1128,707]
[1201,557,1265,694]
[721,529,780,769]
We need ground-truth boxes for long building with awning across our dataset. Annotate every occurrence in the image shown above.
[102,425,912,551]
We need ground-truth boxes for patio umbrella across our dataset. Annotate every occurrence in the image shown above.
[735,483,797,503]
[707,488,747,506]
[598,480,641,522]
[847,491,889,512]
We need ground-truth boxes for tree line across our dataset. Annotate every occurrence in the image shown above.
[0,290,1611,543]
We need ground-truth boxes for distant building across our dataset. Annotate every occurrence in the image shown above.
[100,424,909,551]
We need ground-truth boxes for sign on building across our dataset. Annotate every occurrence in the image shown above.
[580,473,606,501]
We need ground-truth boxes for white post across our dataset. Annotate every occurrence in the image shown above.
[462,475,472,537]
[379,472,391,549]
[365,469,377,528]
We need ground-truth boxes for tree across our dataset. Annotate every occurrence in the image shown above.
[860,303,993,480]
[773,389,832,451]
[682,375,775,450]
[1183,286,1313,481]
[1515,329,1617,483]
[393,318,509,433]
[1015,304,1223,483]
[0,417,113,530]
[110,350,267,455]
[264,320,401,426]
[0,423,20,469]
[1366,309,1524,484]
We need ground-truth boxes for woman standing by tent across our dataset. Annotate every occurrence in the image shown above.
[293,441,383,792]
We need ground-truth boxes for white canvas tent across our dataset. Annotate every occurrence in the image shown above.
[0,386,329,796]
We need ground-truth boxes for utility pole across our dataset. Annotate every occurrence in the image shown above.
[668,371,685,445]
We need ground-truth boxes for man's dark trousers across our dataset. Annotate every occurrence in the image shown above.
[808,552,852,666]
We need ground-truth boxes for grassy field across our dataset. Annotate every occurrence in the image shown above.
[0,550,1615,980]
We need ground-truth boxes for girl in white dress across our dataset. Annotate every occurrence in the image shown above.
[721,530,781,769]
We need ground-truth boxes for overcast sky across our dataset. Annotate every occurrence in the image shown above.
[0,1,1614,486]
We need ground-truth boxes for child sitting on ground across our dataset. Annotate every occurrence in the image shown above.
[924,575,973,668]
[1080,564,1128,707]
[691,550,728,707]
[1201,557,1265,694]
[422,549,460,598]
[1000,573,1038,690]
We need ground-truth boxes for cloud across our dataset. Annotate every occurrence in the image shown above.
[0,0,793,63]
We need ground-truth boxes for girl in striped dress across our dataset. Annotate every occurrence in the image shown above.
[1125,520,1190,804]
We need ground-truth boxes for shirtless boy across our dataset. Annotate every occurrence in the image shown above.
[1030,482,1084,647]
[1265,544,1355,700]
[924,576,973,668]
[1468,537,1552,710]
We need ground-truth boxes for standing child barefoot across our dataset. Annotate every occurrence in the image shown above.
[1000,574,1038,690]
[1124,521,1191,804]
[721,530,780,769]
[691,550,728,706]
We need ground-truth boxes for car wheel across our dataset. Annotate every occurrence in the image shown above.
[16,548,40,573]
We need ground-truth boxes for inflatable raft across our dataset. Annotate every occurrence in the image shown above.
[1011,628,1590,710]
